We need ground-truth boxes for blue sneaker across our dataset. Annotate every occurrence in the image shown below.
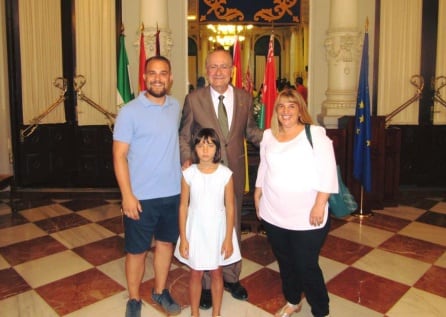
[125,299,141,317]
[151,289,181,315]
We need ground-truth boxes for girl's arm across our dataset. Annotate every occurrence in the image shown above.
[222,176,235,259]
[178,176,190,258]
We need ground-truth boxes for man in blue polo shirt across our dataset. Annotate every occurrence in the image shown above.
[113,55,181,317]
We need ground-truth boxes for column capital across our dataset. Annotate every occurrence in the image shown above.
[319,0,360,128]
[324,31,362,65]
[138,0,172,58]
[141,26,173,57]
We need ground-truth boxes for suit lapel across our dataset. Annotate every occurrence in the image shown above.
[202,87,226,139]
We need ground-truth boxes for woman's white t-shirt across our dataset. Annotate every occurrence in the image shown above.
[255,125,338,230]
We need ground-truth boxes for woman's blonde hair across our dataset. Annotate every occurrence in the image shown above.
[270,88,313,137]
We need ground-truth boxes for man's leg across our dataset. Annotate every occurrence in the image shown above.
[199,271,213,309]
[222,261,241,283]
[153,240,174,293]
[151,240,181,315]
[125,252,146,316]
[222,192,248,300]
[150,195,181,315]
[222,261,247,300]
[126,252,147,299]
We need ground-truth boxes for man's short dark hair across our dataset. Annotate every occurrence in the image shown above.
[145,55,171,71]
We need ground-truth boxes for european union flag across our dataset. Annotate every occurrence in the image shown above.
[353,32,372,192]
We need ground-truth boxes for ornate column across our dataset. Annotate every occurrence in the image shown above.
[199,35,209,77]
[283,31,291,82]
[242,35,252,77]
[302,23,309,81]
[319,0,362,128]
[289,30,297,84]
[140,0,173,57]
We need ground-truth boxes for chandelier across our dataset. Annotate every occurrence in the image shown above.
[206,24,253,49]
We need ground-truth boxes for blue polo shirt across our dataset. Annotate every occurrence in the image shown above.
[113,92,181,200]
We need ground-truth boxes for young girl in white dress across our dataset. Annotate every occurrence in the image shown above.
[174,128,241,317]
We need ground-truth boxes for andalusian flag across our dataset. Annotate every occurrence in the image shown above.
[117,34,134,107]
[262,34,277,129]
[257,103,265,129]
[353,31,372,192]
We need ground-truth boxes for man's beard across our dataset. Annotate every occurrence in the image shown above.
[147,83,168,98]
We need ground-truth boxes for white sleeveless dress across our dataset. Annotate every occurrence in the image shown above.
[174,164,241,270]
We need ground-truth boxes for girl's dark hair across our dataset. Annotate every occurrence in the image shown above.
[192,128,221,163]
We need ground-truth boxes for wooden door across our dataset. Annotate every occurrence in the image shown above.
[5,0,119,187]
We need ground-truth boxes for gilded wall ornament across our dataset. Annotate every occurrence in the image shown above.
[199,0,300,24]
[200,0,244,22]
[254,0,299,23]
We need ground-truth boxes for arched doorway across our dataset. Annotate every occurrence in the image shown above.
[188,37,198,90]
[254,35,281,91]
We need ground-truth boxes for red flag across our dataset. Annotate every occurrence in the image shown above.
[262,34,277,129]
[231,36,249,192]
[231,36,242,89]
[155,24,160,56]
[244,64,253,95]
[139,27,146,92]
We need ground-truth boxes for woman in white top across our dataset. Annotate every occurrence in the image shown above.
[175,128,241,317]
[254,89,337,317]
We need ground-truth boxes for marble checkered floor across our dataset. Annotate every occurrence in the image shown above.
[0,188,445,316]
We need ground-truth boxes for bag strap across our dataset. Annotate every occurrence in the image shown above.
[305,124,313,148]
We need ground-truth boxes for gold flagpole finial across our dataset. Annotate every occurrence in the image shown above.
[121,24,125,35]
[365,17,369,33]
[140,23,144,32]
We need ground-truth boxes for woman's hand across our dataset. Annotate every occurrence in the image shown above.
[310,207,325,227]
[310,192,330,226]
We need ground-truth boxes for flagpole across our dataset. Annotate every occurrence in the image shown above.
[352,185,373,218]
[155,23,160,56]
[352,18,373,218]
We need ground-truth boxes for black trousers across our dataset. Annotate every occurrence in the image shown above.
[262,218,330,317]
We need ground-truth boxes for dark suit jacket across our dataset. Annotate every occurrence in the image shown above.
[179,85,263,230]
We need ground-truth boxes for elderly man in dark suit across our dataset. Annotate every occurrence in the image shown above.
[179,48,263,310]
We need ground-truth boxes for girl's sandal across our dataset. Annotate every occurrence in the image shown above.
[275,302,302,317]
